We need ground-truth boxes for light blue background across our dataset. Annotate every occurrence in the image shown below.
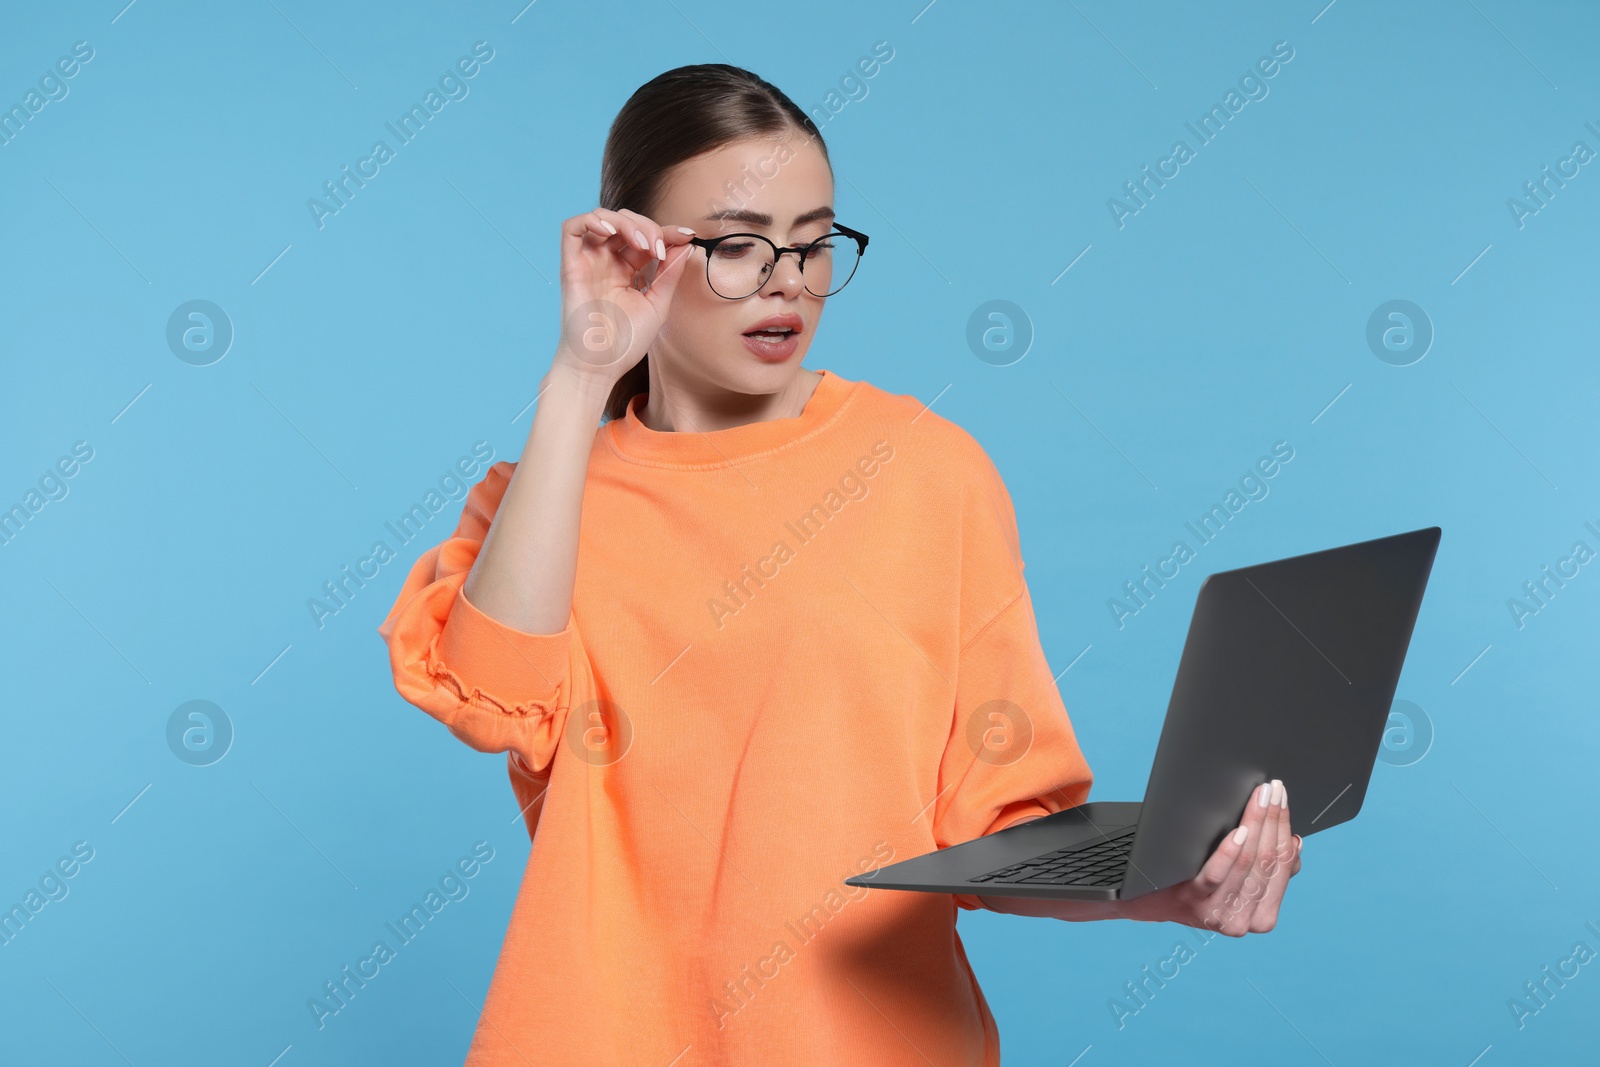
[3,1,1596,1063]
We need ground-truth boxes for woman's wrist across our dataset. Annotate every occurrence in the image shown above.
[544,358,622,411]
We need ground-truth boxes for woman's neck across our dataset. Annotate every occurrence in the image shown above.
[638,365,822,434]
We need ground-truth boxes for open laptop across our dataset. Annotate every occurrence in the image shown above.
[845,526,1441,903]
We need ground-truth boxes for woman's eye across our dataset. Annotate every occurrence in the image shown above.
[715,241,755,258]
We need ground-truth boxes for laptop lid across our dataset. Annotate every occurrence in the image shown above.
[1117,526,1441,899]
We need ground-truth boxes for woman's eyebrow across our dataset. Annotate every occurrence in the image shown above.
[701,206,836,228]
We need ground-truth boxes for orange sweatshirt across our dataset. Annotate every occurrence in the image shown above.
[377,367,1094,1066]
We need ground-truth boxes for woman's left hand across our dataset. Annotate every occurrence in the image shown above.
[1116,779,1302,936]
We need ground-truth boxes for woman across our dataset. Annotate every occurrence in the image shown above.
[378,63,1302,1066]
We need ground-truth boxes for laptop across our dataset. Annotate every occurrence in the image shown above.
[845,526,1441,903]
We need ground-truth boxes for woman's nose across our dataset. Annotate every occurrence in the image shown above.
[764,248,807,294]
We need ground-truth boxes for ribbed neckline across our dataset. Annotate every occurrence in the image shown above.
[604,368,859,469]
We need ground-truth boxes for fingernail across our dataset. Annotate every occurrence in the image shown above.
[1272,779,1285,807]
[1278,782,1289,808]
[600,220,618,235]
[655,237,666,260]
[675,226,697,235]
[1233,826,1249,845]
[1258,784,1270,808]
[633,229,650,251]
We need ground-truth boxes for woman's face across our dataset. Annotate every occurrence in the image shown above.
[646,133,837,396]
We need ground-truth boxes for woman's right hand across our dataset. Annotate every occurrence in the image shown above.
[552,207,699,386]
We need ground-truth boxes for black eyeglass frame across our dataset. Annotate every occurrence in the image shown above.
[687,221,870,299]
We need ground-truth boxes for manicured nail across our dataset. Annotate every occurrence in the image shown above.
[633,229,650,251]
[1233,826,1249,845]
[1258,784,1270,808]
[1278,782,1289,808]
[599,220,618,235]
[1272,779,1285,807]
[675,226,697,235]
[655,237,666,260]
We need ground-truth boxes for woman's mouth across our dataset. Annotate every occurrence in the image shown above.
[742,328,800,361]
[741,316,803,362]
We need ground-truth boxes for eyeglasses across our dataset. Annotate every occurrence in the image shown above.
[688,222,869,300]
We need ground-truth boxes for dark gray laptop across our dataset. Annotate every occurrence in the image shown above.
[845,526,1441,903]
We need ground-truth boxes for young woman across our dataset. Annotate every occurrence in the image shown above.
[378,63,1302,1066]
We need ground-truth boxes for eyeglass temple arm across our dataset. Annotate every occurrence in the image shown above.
[832,221,869,252]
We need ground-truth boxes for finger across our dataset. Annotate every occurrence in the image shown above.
[1201,781,1272,935]
[641,237,700,310]
[1193,813,1248,894]
[621,213,698,263]
[562,209,654,276]
[1223,779,1281,931]
[1253,779,1290,884]
[590,207,659,270]
[1291,834,1303,876]
[609,208,672,263]
[562,209,620,244]
[1193,780,1270,892]
[1249,781,1296,932]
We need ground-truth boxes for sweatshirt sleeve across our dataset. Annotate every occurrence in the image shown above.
[376,460,594,785]
[930,446,1095,911]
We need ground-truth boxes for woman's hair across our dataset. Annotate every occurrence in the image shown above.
[598,64,831,423]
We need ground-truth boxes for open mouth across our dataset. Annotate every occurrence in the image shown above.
[742,318,802,360]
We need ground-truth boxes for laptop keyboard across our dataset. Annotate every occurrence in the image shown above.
[969,826,1137,887]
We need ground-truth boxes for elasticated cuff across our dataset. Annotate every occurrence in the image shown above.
[434,585,574,711]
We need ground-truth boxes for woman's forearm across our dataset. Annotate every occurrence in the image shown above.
[461,362,613,635]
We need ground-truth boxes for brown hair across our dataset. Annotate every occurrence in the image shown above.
[598,64,830,423]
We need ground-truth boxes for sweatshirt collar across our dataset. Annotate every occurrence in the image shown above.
[604,368,858,469]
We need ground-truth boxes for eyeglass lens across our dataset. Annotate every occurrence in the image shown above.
[705,232,861,299]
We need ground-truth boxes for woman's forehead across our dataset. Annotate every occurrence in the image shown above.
[657,137,833,223]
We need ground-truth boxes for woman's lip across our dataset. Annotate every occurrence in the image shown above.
[742,331,800,361]
[744,315,803,334]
